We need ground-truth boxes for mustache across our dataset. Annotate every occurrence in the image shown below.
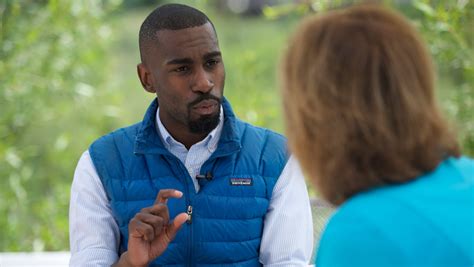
[188,94,222,108]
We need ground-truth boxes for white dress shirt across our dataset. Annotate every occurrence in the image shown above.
[69,106,313,266]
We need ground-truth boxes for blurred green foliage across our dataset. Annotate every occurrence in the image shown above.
[0,0,121,251]
[0,0,472,252]
[407,0,474,156]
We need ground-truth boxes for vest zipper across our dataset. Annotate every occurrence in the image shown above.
[179,166,194,266]
[185,203,193,266]
[186,205,193,224]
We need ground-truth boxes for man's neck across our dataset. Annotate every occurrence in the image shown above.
[157,106,223,150]
[167,126,209,150]
[157,113,211,150]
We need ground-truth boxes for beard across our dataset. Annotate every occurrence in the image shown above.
[187,94,222,134]
[188,112,220,134]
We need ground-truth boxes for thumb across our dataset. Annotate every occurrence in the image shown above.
[165,213,188,242]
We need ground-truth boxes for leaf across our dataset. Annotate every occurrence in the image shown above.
[413,1,435,17]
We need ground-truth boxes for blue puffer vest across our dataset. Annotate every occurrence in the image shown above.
[89,98,288,267]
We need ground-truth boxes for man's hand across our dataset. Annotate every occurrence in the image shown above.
[116,189,188,267]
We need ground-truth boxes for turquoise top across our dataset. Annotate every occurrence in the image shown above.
[316,157,474,267]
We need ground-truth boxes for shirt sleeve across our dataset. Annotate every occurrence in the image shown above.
[259,156,314,267]
[69,151,121,267]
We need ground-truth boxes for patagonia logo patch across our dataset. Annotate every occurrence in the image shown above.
[230,178,253,186]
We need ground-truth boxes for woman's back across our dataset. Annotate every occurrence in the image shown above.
[316,157,474,267]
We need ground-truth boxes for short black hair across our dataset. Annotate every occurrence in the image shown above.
[139,3,215,62]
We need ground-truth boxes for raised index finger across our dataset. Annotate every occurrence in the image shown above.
[155,189,183,204]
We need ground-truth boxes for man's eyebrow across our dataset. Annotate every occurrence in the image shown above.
[204,51,222,59]
[166,57,193,65]
[166,51,222,65]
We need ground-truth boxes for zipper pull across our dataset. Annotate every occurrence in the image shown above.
[186,205,193,224]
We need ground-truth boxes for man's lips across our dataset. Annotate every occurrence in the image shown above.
[193,99,218,109]
[191,99,219,115]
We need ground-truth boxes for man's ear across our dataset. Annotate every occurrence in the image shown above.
[137,63,156,93]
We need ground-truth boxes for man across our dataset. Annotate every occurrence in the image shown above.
[69,3,313,266]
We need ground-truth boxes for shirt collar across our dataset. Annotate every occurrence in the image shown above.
[156,105,224,152]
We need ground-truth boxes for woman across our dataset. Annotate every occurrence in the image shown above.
[281,3,473,266]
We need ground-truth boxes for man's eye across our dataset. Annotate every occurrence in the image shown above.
[175,66,189,72]
[206,59,219,67]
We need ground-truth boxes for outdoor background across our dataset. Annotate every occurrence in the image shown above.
[1,0,473,253]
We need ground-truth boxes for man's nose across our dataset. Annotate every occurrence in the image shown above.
[191,68,214,93]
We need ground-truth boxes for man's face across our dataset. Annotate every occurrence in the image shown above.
[139,22,225,134]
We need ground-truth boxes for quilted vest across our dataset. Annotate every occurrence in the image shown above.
[89,98,288,267]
